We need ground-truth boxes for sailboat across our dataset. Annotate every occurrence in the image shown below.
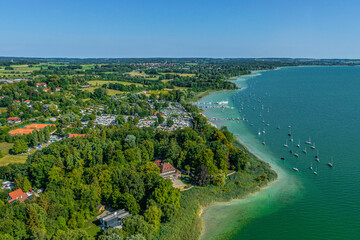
[283,139,289,148]
[293,167,299,172]
[311,142,316,149]
[277,125,280,130]
[258,128,261,135]
[328,157,333,167]
[288,129,292,137]
[290,137,294,142]
[302,145,307,153]
[305,136,312,145]
[262,128,266,134]
[315,151,320,162]
[314,167,318,175]
[297,140,300,148]
[309,162,313,170]
[294,152,299,157]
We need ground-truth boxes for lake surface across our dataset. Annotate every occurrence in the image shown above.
[199,66,360,240]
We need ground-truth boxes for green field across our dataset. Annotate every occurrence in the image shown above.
[0,154,27,166]
[0,142,28,166]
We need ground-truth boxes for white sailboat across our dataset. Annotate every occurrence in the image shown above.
[314,167,318,175]
[309,162,313,170]
[311,142,316,149]
[305,136,312,145]
[262,136,266,145]
[315,150,320,162]
[302,145,307,153]
[297,140,300,148]
[258,128,261,135]
[283,139,289,148]
[328,157,333,167]
[293,167,299,172]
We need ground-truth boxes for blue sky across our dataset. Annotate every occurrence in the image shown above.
[1,0,360,58]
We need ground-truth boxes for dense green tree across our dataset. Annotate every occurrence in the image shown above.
[12,139,28,154]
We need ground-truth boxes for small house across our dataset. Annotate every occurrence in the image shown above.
[7,189,28,203]
[36,82,47,88]
[99,209,131,229]
[8,117,21,124]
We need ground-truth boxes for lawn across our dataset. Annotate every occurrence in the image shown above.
[82,215,102,238]
[0,142,28,166]
[0,142,13,155]
[0,154,27,166]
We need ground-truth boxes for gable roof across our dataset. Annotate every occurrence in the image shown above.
[8,189,28,203]
[154,160,177,174]
[8,117,21,121]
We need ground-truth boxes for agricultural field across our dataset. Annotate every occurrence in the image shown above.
[128,70,148,77]
[160,72,196,77]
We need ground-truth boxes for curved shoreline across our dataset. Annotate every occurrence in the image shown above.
[197,72,282,239]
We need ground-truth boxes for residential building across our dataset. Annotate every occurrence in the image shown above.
[8,117,21,124]
[36,82,47,88]
[154,160,181,179]
[7,189,28,203]
[99,209,131,229]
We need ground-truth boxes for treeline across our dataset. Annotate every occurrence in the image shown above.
[0,109,255,239]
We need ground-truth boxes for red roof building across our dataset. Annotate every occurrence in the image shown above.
[154,160,181,179]
[36,82,47,87]
[8,117,21,124]
[68,134,86,138]
[7,189,28,203]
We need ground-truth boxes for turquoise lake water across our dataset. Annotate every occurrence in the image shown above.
[199,66,360,240]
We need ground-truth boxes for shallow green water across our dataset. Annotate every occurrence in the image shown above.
[199,66,360,240]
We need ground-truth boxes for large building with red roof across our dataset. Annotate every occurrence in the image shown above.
[154,160,181,179]
[9,123,55,136]
[68,134,86,138]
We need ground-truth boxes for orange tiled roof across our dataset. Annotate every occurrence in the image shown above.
[9,128,35,135]
[68,134,86,138]
[8,123,54,135]
[8,189,28,203]
[8,117,20,121]
[25,123,55,130]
